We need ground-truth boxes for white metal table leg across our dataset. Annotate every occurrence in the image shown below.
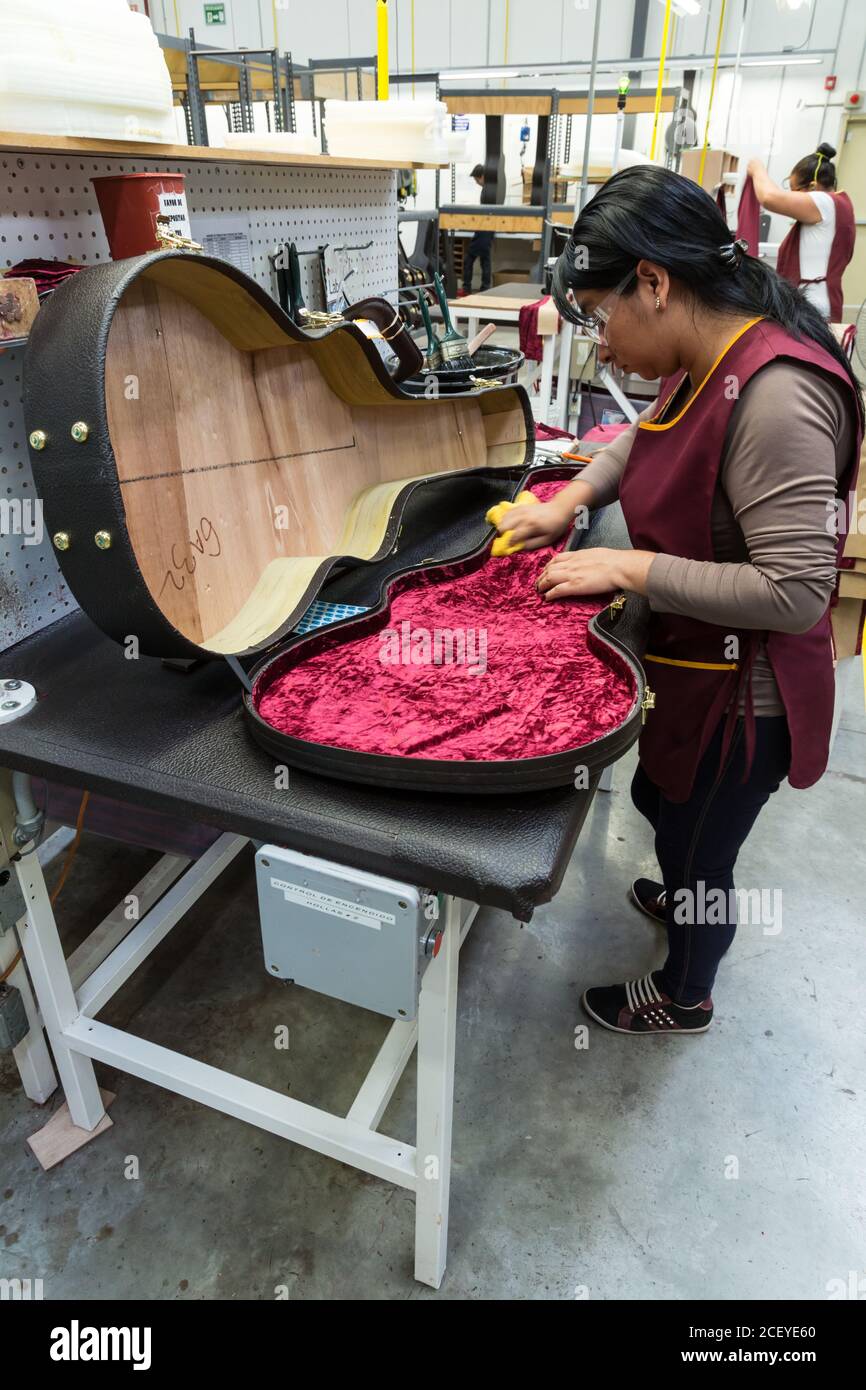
[598,365,640,423]
[538,331,556,423]
[1,924,56,1103]
[452,312,478,343]
[414,893,460,1288]
[554,320,574,428]
[14,851,105,1130]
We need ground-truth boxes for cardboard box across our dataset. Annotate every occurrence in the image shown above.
[680,147,739,194]
[838,569,866,600]
[0,276,39,342]
[831,596,865,659]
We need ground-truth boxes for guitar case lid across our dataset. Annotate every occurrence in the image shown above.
[24,250,534,661]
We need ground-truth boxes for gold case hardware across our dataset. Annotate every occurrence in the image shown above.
[641,687,656,723]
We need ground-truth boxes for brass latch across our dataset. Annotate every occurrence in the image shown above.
[609,593,627,619]
[155,217,203,253]
[299,308,346,327]
[641,686,656,723]
[469,375,507,391]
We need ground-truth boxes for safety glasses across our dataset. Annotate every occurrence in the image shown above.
[566,268,637,343]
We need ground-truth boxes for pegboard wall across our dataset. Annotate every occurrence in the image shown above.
[0,152,398,653]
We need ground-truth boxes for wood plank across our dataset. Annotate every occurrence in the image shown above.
[450,295,532,312]
[440,212,544,234]
[441,94,552,116]
[28,1090,115,1170]
[558,93,677,115]
[0,130,447,172]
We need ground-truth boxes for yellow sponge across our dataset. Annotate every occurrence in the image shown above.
[486,490,539,555]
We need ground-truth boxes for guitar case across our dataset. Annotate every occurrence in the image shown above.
[24,250,648,795]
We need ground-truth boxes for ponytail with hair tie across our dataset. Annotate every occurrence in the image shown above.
[719,238,749,269]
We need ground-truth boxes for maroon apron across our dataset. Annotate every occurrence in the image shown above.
[619,317,862,803]
[776,190,855,320]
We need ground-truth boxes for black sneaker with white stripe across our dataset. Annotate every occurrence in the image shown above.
[630,878,667,924]
[581,970,714,1035]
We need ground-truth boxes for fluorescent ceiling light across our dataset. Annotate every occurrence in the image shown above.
[446,69,526,81]
[437,49,831,82]
[739,55,821,66]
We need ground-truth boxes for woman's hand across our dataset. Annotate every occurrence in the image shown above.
[496,498,573,551]
[746,157,766,181]
[536,547,656,600]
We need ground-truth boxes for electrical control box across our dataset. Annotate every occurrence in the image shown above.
[254,846,439,1020]
[0,983,28,1051]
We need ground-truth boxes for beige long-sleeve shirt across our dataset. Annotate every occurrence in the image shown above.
[579,361,855,715]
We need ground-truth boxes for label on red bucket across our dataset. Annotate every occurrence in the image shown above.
[158,191,192,241]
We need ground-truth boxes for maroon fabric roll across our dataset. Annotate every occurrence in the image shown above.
[255,479,636,762]
[735,175,762,255]
[518,295,555,363]
[4,259,84,294]
[535,421,574,441]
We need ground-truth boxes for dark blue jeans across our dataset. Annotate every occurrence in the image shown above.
[630,716,792,1005]
[463,231,494,292]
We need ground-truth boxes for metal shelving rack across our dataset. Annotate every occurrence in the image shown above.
[177,30,298,146]
[438,85,682,281]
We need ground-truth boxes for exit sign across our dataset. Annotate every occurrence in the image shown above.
[204,3,225,22]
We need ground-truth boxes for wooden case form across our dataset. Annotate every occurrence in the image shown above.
[24,251,534,660]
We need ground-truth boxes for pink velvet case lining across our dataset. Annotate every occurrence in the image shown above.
[254,480,636,763]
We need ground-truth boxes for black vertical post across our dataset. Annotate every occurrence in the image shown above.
[186,28,208,146]
[622,0,649,150]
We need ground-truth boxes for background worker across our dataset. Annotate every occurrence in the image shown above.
[747,142,855,321]
[462,163,495,294]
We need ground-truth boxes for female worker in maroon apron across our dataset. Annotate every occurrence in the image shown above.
[495,165,863,1037]
[746,142,855,320]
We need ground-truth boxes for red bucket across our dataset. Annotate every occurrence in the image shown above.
[91,172,191,259]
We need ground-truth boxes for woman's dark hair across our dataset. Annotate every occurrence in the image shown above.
[552,163,862,420]
[791,140,837,190]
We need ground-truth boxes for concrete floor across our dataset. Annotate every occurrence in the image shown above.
[1,663,864,1301]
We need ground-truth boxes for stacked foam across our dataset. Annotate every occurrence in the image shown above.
[0,0,175,143]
